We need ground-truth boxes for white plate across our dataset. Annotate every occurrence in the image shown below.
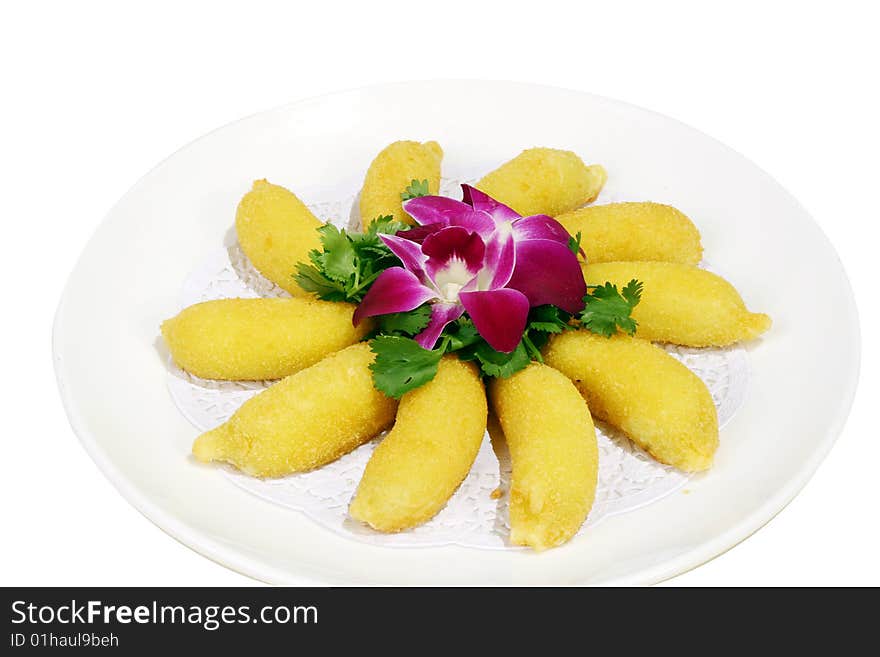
[53,81,860,585]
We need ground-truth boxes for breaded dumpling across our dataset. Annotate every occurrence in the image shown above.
[476,147,606,217]
[235,179,322,296]
[359,140,443,225]
[583,261,771,346]
[192,344,397,478]
[489,363,598,550]
[161,297,369,380]
[556,202,703,265]
[349,357,486,532]
[544,331,718,472]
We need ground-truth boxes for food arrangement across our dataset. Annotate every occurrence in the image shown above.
[162,141,771,551]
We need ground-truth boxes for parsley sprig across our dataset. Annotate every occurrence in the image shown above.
[400,179,431,201]
[296,215,643,397]
[369,305,577,398]
[369,336,444,398]
[578,279,643,337]
[367,282,643,399]
[375,305,432,336]
[294,216,408,303]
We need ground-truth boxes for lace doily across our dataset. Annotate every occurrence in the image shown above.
[166,181,750,549]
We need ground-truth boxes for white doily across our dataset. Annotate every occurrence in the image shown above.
[166,181,750,549]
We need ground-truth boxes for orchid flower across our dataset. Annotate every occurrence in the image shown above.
[403,184,586,313]
[352,185,586,353]
[352,224,529,352]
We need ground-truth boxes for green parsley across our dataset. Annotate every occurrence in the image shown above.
[567,230,583,256]
[400,179,431,201]
[526,305,572,334]
[297,206,647,397]
[463,340,531,378]
[454,308,567,379]
[578,279,643,337]
[376,305,432,336]
[293,215,407,303]
[519,305,575,359]
[367,281,643,396]
[443,318,482,351]
[369,336,444,399]
[370,315,526,396]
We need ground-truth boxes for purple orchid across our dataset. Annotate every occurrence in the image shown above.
[352,223,529,353]
[403,185,586,312]
[352,185,586,353]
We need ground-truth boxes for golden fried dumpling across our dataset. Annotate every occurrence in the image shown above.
[192,344,397,478]
[544,331,718,472]
[359,140,443,226]
[556,202,703,265]
[476,148,606,217]
[489,363,598,550]
[583,261,771,346]
[349,357,487,532]
[235,179,322,296]
[161,297,369,380]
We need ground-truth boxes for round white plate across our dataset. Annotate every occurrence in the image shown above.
[54,81,860,585]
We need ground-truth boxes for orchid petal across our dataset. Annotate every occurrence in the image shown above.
[475,222,516,290]
[352,268,436,325]
[402,196,495,236]
[395,222,444,244]
[461,184,521,223]
[379,233,429,278]
[505,240,587,313]
[422,226,485,286]
[512,214,572,245]
[414,303,465,350]
[459,288,530,353]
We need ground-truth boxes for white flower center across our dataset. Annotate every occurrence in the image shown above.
[433,257,473,303]
[441,282,464,303]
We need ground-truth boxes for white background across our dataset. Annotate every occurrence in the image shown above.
[1,1,876,586]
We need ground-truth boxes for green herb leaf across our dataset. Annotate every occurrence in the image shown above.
[314,224,356,282]
[521,332,545,363]
[525,330,551,353]
[293,262,348,301]
[527,305,572,334]
[621,278,643,308]
[354,215,409,243]
[445,318,482,351]
[469,340,531,379]
[369,336,444,399]
[293,217,406,303]
[567,230,583,255]
[578,279,643,337]
[400,179,431,201]
[376,305,432,336]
